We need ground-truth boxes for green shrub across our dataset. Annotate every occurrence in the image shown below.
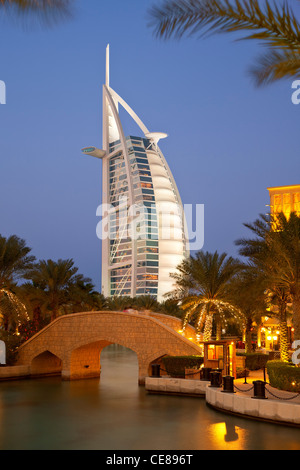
[162,355,204,378]
[267,360,300,392]
[236,352,269,370]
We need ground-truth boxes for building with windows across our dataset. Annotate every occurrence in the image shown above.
[82,46,188,301]
[264,184,299,350]
[268,184,300,219]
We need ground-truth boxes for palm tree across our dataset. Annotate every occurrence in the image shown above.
[0,235,35,331]
[229,262,292,360]
[266,287,292,362]
[148,0,300,86]
[18,272,106,338]
[88,291,107,311]
[132,295,160,312]
[0,285,30,332]
[0,235,35,285]
[0,0,73,27]
[106,295,133,312]
[25,258,79,321]
[17,281,51,338]
[62,275,108,314]
[228,266,268,352]
[159,298,183,318]
[62,274,98,314]
[236,211,300,344]
[169,250,243,341]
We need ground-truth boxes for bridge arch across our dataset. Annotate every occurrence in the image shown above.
[31,350,62,377]
[17,311,203,384]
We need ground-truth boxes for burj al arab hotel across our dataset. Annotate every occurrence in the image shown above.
[82,46,189,301]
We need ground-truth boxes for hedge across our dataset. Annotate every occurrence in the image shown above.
[267,360,300,392]
[236,352,269,370]
[162,356,204,378]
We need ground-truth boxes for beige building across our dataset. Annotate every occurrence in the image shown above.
[264,184,299,351]
[268,184,300,219]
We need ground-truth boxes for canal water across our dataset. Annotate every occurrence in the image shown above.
[0,345,299,450]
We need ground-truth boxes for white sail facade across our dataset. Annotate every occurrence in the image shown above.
[83,46,188,301]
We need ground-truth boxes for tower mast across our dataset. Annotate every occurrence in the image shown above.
[106,44,110,88]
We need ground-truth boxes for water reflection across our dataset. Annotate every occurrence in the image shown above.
[0,344,299,450]
[208,423,244,450]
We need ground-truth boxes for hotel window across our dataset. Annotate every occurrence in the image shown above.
[140,177,152,183]
[273,194,282,214]
[294,193,300,215]
[283,193,291,218]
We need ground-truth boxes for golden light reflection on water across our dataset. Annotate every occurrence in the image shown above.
[208,422,248,450]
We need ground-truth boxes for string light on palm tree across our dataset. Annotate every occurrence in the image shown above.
[182,298,242,341]
[169,252,243,342]
[0,288,30,333]
[3,289,29,318]
[0,234,35,332]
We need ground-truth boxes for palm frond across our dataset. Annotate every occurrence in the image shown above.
[0,234,35,286]
[0,0,73,27]
[149,0,300,85]
[149,0,300,48]
[0,288,29,327]
[249,48,300,85]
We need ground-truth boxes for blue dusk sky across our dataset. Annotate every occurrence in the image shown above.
[0,0,299,291]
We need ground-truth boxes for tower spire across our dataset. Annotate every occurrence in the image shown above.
[106,44,110,88]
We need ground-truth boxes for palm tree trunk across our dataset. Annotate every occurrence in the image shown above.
[33,306,41,324]
[279,300,289,362]
[203,313,213,342]
[51,311,58,322]
[50,294,60,322]
[216,322,222,341]
[257,326,262,348]
[245,318,253,353]
[3,316,9,332]
[51,303,59,322]
[245,330,252,353]
[292,293,300,343]
[280,320,289,362]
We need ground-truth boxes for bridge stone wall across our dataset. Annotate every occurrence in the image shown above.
[148,312,200,342]
[17,311,203,384]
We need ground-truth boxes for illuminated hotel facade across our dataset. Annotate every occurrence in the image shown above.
[83,46,188,301]
[268,184,300,219]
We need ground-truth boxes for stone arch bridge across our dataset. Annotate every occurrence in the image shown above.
[17,311,203,384]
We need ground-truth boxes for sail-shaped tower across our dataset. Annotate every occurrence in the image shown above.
[82,46,188,301]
